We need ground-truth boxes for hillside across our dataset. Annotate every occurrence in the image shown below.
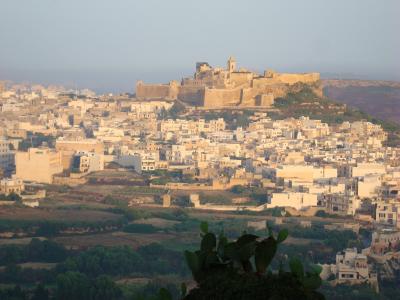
[323,79,400,124]
[272,84,400,147]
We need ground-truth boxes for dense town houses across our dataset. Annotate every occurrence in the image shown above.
[0,80,399,218]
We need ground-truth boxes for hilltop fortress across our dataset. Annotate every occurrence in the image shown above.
[136,57,321,108]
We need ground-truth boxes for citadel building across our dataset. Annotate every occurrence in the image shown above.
[136,57,320,108]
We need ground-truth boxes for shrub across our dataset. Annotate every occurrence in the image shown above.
[180,222,325,299]
[123,223,158,234]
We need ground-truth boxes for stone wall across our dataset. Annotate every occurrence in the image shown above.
[274,73,320,85]
[240,88,257,106]
[136,81,177,100]
[203,87,242,108]
[258,93,275,106]
[229,72,253,86]
[177,86,205,106]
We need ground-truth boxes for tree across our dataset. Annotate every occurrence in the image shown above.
[35,222,63,237]
[56,271,91,300]
[31,283,49,300]
[230,185,246,194]
[0,285,27,300]
[7,192,22,202]
[26,238,67,262]
[91,275,122,300]
[168,102,186,119]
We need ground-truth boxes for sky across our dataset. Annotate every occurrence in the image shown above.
[0,0,399,93]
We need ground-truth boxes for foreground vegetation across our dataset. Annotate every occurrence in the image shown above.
[0,208,397,299]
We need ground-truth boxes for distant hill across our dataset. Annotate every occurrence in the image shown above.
[271,83,400,147]
[323,79,400,124]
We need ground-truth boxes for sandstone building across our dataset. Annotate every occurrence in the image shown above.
[16,148,63,184]
[136,57,320,108]
[0,176,24,195]
[55,138,104,170]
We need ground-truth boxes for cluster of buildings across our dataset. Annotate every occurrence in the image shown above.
[320,227,400,291]
[0,77,400,225]
[321,247,379,291]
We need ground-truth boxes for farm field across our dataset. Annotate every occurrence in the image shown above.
[0,178,368,299]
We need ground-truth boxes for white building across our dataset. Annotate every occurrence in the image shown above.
[72,151,104,173]
[375,200,400,228]
[321,248,377,291]
[0,176,24,195]
[268,192,317,210]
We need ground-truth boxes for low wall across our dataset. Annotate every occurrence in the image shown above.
[150,178,251,191]
[53,176,88,186]
[150,183,215,191]
[21,190,46,200]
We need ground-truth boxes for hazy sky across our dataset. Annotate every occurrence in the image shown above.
[1,0,399,93]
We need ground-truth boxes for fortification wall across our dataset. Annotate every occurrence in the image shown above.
[258,93,274,106]
[177,86,204,106]
[136,82,173,100]
[134,67,320,107]
[229,72,253,86]
[203,87,242,108]
[252,77,282,88]
[274,73,320,85]
[251,79,288,98]
[240,88,256,106]
[260,85,287,98]
[203,85,277,108]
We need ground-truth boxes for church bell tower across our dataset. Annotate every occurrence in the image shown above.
[227,56,236,73]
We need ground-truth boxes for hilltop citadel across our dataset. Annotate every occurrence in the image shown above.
[136,57,321,108]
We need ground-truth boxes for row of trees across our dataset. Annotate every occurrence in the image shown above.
[0,274,122,300]
[56,243,188,278]
[0,218,126,237]
[0,238,67,265]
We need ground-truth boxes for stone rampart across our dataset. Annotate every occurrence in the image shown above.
[177,86,205,106]
[203,87,242,107]
[274,73,320,85]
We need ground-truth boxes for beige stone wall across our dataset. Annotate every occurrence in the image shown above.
[240,88,257,106]
[177,86,205,106]
[229,72,253,86]
[56,140,104,154]
[53,175,88,186]
[252,79,288,98]
[136,81,173,100]
[274,73,320,85]
[203,87,242,108]
[136,81,180,100]
[258,93,274,106]
[252,77,282,88]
